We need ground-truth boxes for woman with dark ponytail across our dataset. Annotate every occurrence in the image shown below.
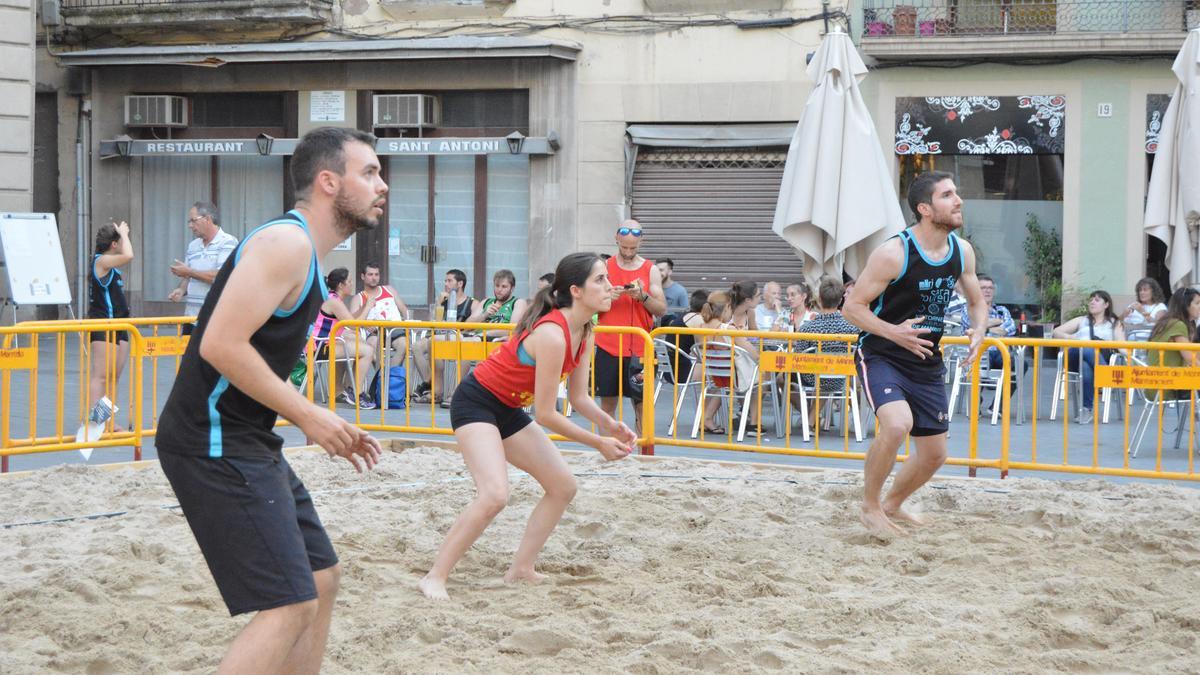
[310,267,377,408]
[420,252,636,600]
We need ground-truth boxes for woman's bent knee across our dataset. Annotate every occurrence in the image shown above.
[546,474,578,503]
[475,488,509,517]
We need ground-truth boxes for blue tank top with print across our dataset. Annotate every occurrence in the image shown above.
[858,229,964,370]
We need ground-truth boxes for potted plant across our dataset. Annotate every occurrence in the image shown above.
[1022,212,1062,358]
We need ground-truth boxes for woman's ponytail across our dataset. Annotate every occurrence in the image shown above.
[515,285,557,337]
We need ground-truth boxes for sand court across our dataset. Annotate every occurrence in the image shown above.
[2,444,1199,673]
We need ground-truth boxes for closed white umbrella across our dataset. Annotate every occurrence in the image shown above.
[772,26,906,286]
[1145,28,1200,289]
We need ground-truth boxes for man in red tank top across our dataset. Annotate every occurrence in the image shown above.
[594,220,666,439]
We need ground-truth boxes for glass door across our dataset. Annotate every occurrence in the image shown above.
[387,156,432,309]
[386,155,477,314]
[432,155,476,303]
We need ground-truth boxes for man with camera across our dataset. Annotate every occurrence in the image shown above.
[595,220,666,446]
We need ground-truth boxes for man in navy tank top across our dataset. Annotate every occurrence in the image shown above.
[155,127,385,672]
[843,171,988,538]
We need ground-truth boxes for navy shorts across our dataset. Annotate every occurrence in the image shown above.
[856,350,949,437]
[158,451,338,616]
[450,374,534,439]
[88,329,129,345]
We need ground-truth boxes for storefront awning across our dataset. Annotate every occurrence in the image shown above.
[58,36,581,67]
[626,123,796,149]
[99,135,558,158]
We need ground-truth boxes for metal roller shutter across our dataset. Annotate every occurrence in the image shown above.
[632,148,803,296]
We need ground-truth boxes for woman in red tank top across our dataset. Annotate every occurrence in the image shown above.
[420,252,637,600]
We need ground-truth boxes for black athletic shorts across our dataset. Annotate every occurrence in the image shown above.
[158,451,338,616]
[88,329,129,345]
[592,347,643,402]
[449,373,534,439]
[855,350,949,437]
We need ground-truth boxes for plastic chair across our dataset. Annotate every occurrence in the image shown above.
[653,338,698,435]
[766,345,862,442]
[1101,350,1130,424]
[1049,349,1084,421]
[686,339,763,441]
[652,338,698,405]
[1127,354,1195,457]
[946,349,1005,426]
[308,335,353,403]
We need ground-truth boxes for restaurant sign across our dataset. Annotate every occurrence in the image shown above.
[101,136,555,158]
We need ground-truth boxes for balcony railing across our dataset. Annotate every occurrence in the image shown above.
[62,0,243,7]
[59,0,333,30]
[862,1,1198,38]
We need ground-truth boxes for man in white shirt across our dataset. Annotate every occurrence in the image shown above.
[168,202,238,334]
[755,281,786,331]
[348,261,411,362]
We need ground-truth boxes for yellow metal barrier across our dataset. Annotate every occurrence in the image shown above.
[326,319,656,448]
[0,322,145,472]
[647,327,1011,475]
[18,316,195,440]
[995,336,1200,481]
[4,314,1199,485]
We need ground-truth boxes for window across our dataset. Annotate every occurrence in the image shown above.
[899,154,1064,307]
[439,91,529,132]
[142,156,284,301]
[190,93,286,128]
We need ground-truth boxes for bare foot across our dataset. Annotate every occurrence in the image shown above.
[503,568,547,585]
[418,574,450,600]
[886,506,929,527]
[860,507,906,539]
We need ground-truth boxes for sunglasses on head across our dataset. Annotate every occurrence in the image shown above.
[617,227,643,237]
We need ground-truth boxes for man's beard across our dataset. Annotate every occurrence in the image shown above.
[333,191,379,239]
[930,207,962,232]
[618,251,638,263]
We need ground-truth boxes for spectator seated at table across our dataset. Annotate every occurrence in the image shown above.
[1051,289,1125,425]
[785,281,817,329]
[696,291,761,435]
[956,274,1016,371]
[754,281,786,332]
[682,289,708,329]
[1122,277,1167,340]
[1147,287,1200,401]
[786,276,857,424]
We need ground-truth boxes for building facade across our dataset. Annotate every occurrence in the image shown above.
[37,0,830,318]
[0,0,34,216]
[34,0,1194,320]
[852,0,1191,315]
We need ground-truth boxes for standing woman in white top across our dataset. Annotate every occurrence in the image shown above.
[1052,290,1126,424]
[1121,277,1167,339]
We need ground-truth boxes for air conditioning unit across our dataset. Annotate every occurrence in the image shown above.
[124,95,189,128]
[373,94,440,128]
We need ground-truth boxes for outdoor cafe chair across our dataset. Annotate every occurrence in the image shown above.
[768,345,863,443]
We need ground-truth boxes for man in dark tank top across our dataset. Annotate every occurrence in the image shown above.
[155,127,386,672]
[843,171,989,538]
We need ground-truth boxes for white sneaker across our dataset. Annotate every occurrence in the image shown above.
[88,397,118,425]
[1077,408,1093,424]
